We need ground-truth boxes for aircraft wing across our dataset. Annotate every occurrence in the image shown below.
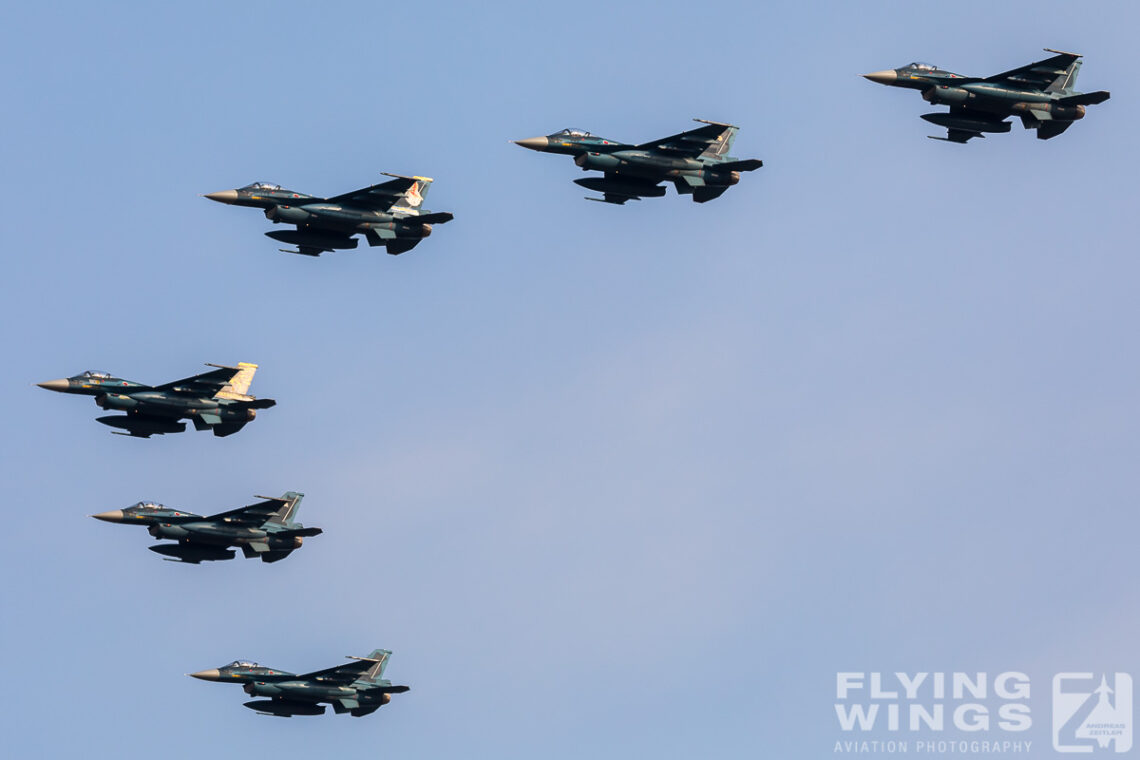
[294,660,377,686]
[361,683,410,694]
[636,120,735,158]
[203,497,292,526]
[326,175,418,212]
[983,51,1080,90]
[154,366,242,395]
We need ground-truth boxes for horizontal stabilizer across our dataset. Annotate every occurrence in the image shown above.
[260,549,294,563]
[715,158,763,172]
[692,186,730,203]
[1056,90,1110,106]
[278,527,323,538]
[386,239,421,255]
[1037,120,1073,140]
[411,212,454,225]
[212,422,248,438]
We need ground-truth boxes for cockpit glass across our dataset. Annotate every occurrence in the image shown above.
[908,62,937,71]
[81,370,112,379]
[556,128,591,137]
[132,501,162,510]
[240,182,280,191]
[227,660,258,669]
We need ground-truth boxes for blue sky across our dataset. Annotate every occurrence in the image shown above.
[2,2,1137,757]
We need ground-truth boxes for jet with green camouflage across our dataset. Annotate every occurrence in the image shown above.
[36,362,274,438]
[204,174,453,256]
[513,119,762,204]
[92,491,320,564]
[190,648,409,717]
[863,49,1110,143]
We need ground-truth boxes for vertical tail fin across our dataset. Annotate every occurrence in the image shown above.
[1047,59,1081,93]
[269,492,304,524]
[356,649,392,682]
[401,177,432,209]
[214,362,259,400]
[700,125,738,159]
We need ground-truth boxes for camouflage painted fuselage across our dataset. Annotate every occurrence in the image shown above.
[514,121,762,204]
[864,51,1110,142]
[190,649,409,717]
[205,177,453,256]
[36,365,274,438]
[92,492,320,563]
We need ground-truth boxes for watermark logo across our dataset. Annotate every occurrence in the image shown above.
[1053,673,1132,754]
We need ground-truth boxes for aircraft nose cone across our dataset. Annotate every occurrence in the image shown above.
[513,137,549,151]
[91,510,126,523]
[863,69,898,84]
[203,190,239,204]
[36,379,70,392]
[189,669,222,681]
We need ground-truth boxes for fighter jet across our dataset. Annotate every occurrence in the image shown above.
[513,119,762,204]
[190,648,409,717]
[92,491,320,564]
[36,362,274,437]
[204,174,453,256]
[863,49,1110,143]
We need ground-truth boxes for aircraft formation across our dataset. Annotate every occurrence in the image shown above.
[36,48,1110,722]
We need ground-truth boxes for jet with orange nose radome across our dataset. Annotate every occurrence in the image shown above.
[863,49,1109,143]
[189,648,408,717]
[514,119,762,204]
[204,174,453,256]
[92,491,320,564]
